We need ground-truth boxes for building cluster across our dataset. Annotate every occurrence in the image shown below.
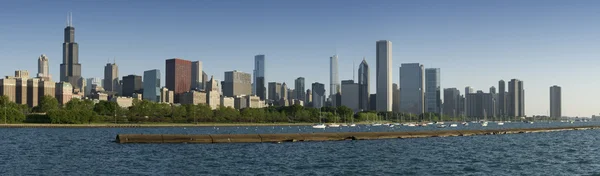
[0,14,565,118]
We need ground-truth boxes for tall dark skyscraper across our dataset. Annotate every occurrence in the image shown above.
[295,77,305,101]
[498,80,506,117]
[358,58,369,111]
[166,58,192,103]
[60,13,82,89]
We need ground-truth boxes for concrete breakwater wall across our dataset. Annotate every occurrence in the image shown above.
[116,126,600,144]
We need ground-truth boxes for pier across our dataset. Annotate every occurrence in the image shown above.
[115,125,600,144]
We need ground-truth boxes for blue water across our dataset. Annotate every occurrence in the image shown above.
[1,122,600,175]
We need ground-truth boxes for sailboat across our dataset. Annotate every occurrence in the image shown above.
[481,109,488,127]
[328,109,340,127]
[312,109,326,129]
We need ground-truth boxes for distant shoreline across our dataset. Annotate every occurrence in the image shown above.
[0,123,322,128]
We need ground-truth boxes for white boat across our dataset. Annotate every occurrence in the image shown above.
[497,122,504,126]
[393,123,401,126]
[328,124,340,128]
[419,123,428,127]
[437,124,447,128]
[372,123,382,126]
[435,122,444,125]
[349,124,357,127]
[462,122,469,126]
[389,125,395,127]
[383,123,391,126]
[407,123,416,127]
[481,122,488,127]
[312,124,326,129]
[450,124,458,127]
[341,124,348,127]
[427,122,434,125]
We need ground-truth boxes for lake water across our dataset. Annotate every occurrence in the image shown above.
[1,122,599,175]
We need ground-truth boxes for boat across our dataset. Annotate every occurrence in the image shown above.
[312,124,326,129]
[481,121,488,127]
[450,124,458,127]
[481,109,489,127]
[437,124,447,128]
[407,123,416,127]
[383,123,391,126]
[435,121,444,125]
[372,123,382,126]
[328,124,340,128]
[341,124,348,127]
[462,122,469,126]
[419,123,428,127]
[389,125,395,127]
[497,122,504,126]
[427,122,434,125]
[349,124,357,127]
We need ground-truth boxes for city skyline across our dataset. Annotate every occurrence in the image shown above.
[1,1,596,116]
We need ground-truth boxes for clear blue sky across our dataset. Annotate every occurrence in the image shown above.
[1,0,599,117]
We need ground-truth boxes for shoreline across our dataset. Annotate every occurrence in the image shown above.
[0,123,318,128]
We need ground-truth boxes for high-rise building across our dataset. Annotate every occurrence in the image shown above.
[191,61,203,90]
[399,63,424,115]
[311,82,326,108]
[143,69,161,102]
[37,54,51,81]
[498,80,507,117]
[550,85,561,118]
[60,13,83,90]
[85,77,102,96]
[253,55,266,100]
[443,88,461,117]
[0,78,16,102]
[281,83,288,101]
[268,82,282,101]
[39,80,56,101]
[160,87,174,104]
[464,86,474,116]
[306,89,312,104]
[103,62,119,93]
[27,78,40,107]
[166,58,192,103]
[341,80,359,112]
[376,40,392,112]
[358,58,370,111]
[507,79,524,118]
[466,90,496,119]
[122,75,142,97]
[222,70,252,97]
[14,71,29,105]
[295,77,305,102]
[392,83,400,112]
[56,82,73,105]
[330,55,340,97]
[206,76,221,109]
[425,68,441,114]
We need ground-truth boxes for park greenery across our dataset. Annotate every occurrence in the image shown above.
[0,95,542,124]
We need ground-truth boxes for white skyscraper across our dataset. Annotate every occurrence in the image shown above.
[330,55,340,97]
[376,40,392,112]
[37,54,51,81]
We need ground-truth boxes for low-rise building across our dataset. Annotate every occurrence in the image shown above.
[112,96,134,108]
[220,96,234,108]
[180,90,207,105]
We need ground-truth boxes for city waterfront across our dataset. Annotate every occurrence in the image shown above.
[1,122,599,175]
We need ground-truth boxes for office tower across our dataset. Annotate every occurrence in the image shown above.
[392,83,400,112]
[369,94,377,111]
[358,58,370,111]
[330,55,340,97]
[143,69,161,102]
[166,58,192,103]
[341,80,359,112]
[253,55,266,99]
[498,80,506,117]
[160,87,174,104]
[104,62,119,93]
[206,76,221,109]
[466,90,496,119]
[507,79,524,117]
[60,13,83,90]
[281,83,288,101]
[268,82,282,101]
[191,61,203,90]
[202,71,208,91]
[85,77,101,96]
[464,86,474,116]
[56,82,73,105]
[27,78,40,107]
[14,71,29,105]
[37,54,51,81]
[550,85,561,118]
[306,89,312,104]
[287,89,295,101]
[399,63,425,115]
[443,88,461,117]
[425,68,441,114]
[38,80,56,102]
[222,70,252,97]
[376,40,392,111]
[311,82,326,108]
[122,75,142,97]
[295,77,305,102]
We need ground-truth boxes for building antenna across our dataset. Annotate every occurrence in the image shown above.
[70,12,73,27]
[66,12,69,26]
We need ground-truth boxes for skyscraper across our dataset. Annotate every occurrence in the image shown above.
[166,58,192,103]
[222,70,252,97]
[37,54,51,81]
[464,86,474,116]
[122,75,142,97]
[443,88,461,117]
[85,77,101,96]
[330,55,340,97]
[281,82,288,101]
[507,79,524,118]
[400,63,424,115]
[253,55,266,100]
[358,58,369,111]
[341,80,359,112]
[295,77,305,101]
[103,62,119,93]
[425,68,441,114]
[143,69,161,102]
[550,85,561,118]
[376,40,392,112]
[498,80,506,117]
[312,82,326,108]
[392,83,400,112]
[60,13,83,90]
[191,61,203,90]
[466,90,496,119]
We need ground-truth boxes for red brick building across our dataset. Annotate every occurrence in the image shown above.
[166,58,192,103]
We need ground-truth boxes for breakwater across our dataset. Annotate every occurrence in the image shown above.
[116,125,600,144]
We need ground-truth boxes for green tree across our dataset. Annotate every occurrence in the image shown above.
[34,95,59,113]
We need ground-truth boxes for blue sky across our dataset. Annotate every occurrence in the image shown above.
[1,0,599,116]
